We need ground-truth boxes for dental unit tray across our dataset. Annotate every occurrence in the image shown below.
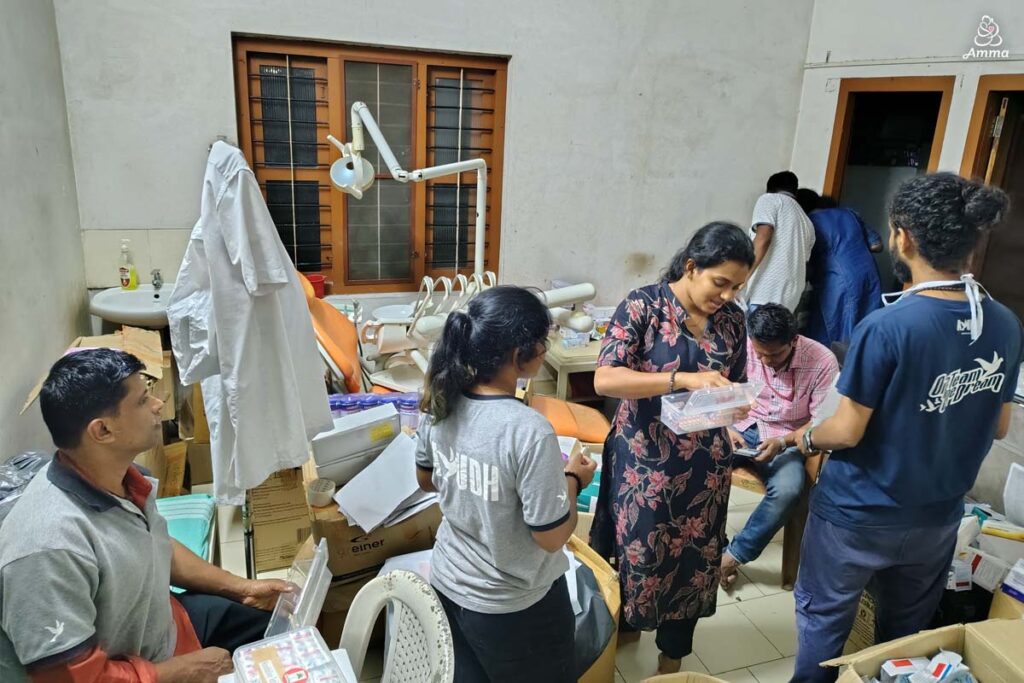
[659,382,763,435]
[264,538,331,638]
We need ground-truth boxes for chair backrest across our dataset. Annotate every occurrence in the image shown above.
[296,271,317,300]
[307,296,363,394]
[339,570,454,683]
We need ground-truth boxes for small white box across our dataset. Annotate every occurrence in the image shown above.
[312,404,399,485]
[880,657,928,683]
[946,559,972,592]
[960,547,1011,592]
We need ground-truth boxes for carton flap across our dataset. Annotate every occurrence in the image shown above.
[823,624,965,672]
[964,619,1024,682]
[21,326,164,414]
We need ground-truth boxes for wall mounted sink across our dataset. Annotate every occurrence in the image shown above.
[90,284,174,328]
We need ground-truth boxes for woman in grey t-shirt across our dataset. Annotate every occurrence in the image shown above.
[415,286,596,682]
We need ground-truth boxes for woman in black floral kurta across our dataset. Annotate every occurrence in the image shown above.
[591,222,754,675]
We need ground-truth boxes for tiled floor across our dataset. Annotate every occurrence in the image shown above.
[213,485,797,682]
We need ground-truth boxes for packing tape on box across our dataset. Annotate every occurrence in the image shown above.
[307,478,336,507]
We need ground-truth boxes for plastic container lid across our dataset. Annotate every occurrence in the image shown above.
[264,539,332,638]
[660,382,762,435]
[233,626,343,683]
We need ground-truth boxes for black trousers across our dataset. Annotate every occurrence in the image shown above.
[437,577,576,683]
[176,592,272,654]
[620,616,700,660]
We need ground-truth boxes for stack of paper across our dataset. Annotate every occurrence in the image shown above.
[334,433,437,534]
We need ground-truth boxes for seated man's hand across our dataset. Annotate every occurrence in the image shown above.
[154,646,232,682]
[726,427,747,451]
[753,437,786,463]
[237,578,295,611]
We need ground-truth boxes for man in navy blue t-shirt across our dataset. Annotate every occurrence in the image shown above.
[789,173,1023,683]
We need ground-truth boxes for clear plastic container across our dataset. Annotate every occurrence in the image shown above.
[233,626,343,683]
[559,327,590,349]
[264,539,331,638]
[355,395,382,412]
[659,382,763,434]
[398,397,420,431]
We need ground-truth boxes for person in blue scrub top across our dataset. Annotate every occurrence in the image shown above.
[788,173,1023,683]
[796,189,883,350]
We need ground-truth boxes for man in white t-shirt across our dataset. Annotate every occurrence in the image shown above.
[744,171,816,313]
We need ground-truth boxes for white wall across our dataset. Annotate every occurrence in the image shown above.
[1,0,87,458]
[791,0,1024,187]
[53,0,815,302]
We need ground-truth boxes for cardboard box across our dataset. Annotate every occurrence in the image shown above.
[192,384,210,444]
[302,458,442,582]
[843,590,877,655]
[249,468,311,573]
[22,326,164,414]
[989,588,1024,620]
[153,350,176,421]
[827,619,1024,683]
[135,441,188,498]
[186,440,213,487]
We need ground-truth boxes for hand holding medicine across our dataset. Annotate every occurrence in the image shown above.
[564,449,597,494]
[752,436,788,463]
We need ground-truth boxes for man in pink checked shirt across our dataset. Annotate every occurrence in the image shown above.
[720,304,839,589]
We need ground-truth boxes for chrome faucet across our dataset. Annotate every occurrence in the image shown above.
[151,269,163,292]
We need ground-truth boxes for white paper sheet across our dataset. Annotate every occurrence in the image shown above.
[563,547,583,616]
[334,433,420,533]
[1005,462,1024,526]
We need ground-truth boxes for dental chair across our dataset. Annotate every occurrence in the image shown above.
[523,380,611,444]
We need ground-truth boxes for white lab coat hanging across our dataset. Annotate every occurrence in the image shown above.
[168,142,332,504]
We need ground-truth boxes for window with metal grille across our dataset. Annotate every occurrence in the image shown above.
[235,40,507,293]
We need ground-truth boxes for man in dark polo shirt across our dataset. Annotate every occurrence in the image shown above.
[0,349,294,682]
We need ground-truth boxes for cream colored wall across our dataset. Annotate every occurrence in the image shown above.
[791,0,1024,185]
[1,0,87,458]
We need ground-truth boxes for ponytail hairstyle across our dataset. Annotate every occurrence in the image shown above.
[662,221,755,282]
[889,173,1009,272]
[421,286,552,421]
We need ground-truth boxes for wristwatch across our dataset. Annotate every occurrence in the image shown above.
[802,426,815,453]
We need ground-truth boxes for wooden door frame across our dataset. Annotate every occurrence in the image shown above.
[822,76,956,199]
[960,74,1024,178]
[960,74,1024,274]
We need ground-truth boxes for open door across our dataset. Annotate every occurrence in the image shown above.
[822,77,955,291]
[962,75,1024,321]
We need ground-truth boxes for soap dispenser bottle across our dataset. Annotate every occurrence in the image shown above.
[119,239,138,290]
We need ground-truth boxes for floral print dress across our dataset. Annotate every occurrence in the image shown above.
[589,282,747,629]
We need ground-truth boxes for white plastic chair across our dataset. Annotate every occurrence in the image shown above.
[339,570,454,683]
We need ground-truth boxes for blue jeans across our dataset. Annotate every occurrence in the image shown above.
[726,425,806,564]
[790,512,959,683]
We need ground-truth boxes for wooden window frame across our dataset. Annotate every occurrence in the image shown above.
[233,37,508,294]
[822,76,955,199]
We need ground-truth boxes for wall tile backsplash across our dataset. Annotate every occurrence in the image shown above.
[83,228,190,288]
